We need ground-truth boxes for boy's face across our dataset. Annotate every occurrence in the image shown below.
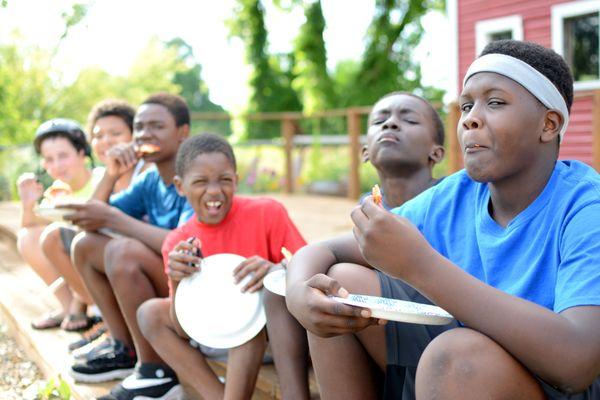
[133,104,188,163]
[363,94,441,171]
[91,115,133,165]
[176,152,238,225]
[458,72,547,183]
[40,136,87,183]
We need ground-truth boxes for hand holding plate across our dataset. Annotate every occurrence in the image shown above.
[286,273,380,338]
[61,200,115,231]
[232,256,273,293]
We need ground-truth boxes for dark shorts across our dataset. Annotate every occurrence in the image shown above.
[377,271,600,400]
[59,226,77,254]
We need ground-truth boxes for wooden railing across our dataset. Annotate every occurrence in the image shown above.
[191,94,600,199]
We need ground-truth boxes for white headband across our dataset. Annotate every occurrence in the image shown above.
[463,53,569,142]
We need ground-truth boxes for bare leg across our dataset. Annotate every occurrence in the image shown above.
[104,237,168,363]
[138,298,225,399]
[264,288,310,400]
[17,226,71,319]
[72,232,132,345]
[40,224,93,305]
[416,328,545,400]
[307,263,387,400]
[223,329,267,400]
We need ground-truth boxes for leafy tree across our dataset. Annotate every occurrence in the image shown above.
[229,0,301,139]
[292,0,336,114]
[336,0,445,107]
[165,37,231,135]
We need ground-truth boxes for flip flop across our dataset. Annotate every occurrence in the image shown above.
[61,312,93,332]
[31,313,64,330]
[68,321,107,351]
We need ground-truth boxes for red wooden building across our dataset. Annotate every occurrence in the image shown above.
[446,0,600,171]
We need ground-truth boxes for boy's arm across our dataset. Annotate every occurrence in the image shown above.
[286,232,380,337]
[354,198,600,393]
[92,144,139,202]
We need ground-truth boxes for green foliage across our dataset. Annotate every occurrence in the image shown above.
[59,3,90,42]
[228,0,301,139]
[36,375,71,400]
[292,0,336,113]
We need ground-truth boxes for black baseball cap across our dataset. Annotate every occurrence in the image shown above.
[33,118,92,157]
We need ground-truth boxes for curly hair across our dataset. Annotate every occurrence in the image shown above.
[480,40,574,113]
[86,99,136,136]
[175,133,236,177]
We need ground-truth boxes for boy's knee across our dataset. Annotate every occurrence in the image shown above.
[418,328,492,383]
[16,227,37,253]
[40,225,61,256]
[71,232,98,268]
[137,298,169,341]
[104,238,143,279]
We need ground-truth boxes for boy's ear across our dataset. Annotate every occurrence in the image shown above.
[178,124,190,142]
[429,144,445,164]
[541,110,563,144]
[361,145,370,163]
[173,175,185,196]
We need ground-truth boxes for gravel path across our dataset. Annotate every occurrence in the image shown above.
[0,315,44,399]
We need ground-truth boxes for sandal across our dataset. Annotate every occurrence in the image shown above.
[61,312,93,332]
[31,312,64,330]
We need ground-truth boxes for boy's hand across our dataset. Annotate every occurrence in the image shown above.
[167,240,202,283]
[351,198,436,281]
[17,172,43,206]
[233,256,273,293]
[286,273,380,338]
[105,143,138,177]
[61,200,117,231]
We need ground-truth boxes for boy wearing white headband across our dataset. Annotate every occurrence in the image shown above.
[286,39,600,399]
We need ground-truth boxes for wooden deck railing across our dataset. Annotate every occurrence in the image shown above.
[191,92,600,199]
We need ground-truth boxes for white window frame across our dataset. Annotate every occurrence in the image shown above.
[475,15,524,56]
[552,0,600,91]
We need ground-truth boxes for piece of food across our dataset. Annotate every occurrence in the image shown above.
[136,143,161,155]
[372,184,382,206]
[41,180,74,206]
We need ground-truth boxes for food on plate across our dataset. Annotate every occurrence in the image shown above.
[40,180,74,206]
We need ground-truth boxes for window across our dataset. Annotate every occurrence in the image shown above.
[475,15,524,56]
[553,1,600,90]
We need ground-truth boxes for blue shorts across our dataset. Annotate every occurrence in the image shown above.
[377,271,600,400]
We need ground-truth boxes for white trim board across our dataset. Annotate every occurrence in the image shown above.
[475,15,524,56]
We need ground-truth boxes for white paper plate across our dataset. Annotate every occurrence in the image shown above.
[175,253,266,349]
[34,205,76,222]
[263,269,286,297]
[332,294,454,325]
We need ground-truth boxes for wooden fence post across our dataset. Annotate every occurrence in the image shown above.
[347,108,361,200]
[593,91,600,172]
[282,118,295,193]
[446,101,462,173]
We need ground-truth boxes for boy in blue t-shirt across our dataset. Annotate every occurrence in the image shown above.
[286,40,600,399]
[64,93,193,399]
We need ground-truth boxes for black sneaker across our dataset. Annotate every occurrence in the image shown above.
[70,339,137,383]
[97,363,182,400]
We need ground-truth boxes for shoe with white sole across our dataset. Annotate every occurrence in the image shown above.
[70,339,136,383]
[96,363,182,400]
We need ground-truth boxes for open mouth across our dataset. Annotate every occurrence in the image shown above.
[205,200,223,216]
[464,143,487,153]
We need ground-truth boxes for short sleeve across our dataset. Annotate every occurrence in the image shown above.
[555,201,600,312]
[266,201,307,263]
[109,170,150,219]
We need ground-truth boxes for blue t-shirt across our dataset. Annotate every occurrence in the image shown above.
[109,166,193,229]
[392,160,600,313]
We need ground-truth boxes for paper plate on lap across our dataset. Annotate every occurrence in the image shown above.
[34,205,77,222]
[175,253,266,349]
[263,269,286,297]
[332,294,454,325]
